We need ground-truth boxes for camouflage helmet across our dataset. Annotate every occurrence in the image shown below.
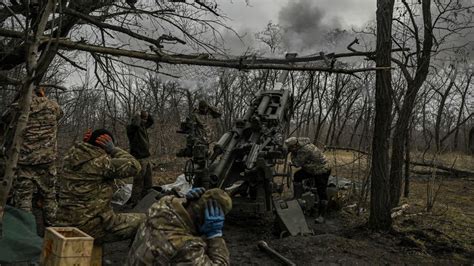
[285,137,311,151]
[284,137,298,149]
[191,188,232,216]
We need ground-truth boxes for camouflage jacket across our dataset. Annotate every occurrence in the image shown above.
[2,95,63,165]
[56,142,141,227]
[291,142,330,175]
[127,196,230,266]
[192,107,220,145]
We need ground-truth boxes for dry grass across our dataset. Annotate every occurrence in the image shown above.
[323,150,474,259]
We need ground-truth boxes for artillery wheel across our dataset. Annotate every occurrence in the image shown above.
[184,159,194,183]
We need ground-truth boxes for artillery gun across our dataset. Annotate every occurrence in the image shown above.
[206,89,292,220]
[174,54,313,235]
[176,88,311,235]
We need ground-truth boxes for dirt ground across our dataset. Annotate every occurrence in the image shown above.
[104,151,474,265]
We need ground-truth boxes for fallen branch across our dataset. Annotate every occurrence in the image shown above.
[0,28,392,74]
[410,160,474,177]
[324,146,474,177]
[325,146,370,155]
[391,203,409,218]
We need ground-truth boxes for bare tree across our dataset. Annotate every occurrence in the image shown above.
[369,0,395,231]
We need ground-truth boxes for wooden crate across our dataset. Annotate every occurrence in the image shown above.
[40,227,94,266]
[90,245,103,266]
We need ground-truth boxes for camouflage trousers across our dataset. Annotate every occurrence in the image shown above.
[79,210,146,244]
[13,163,57,226]
[130,158,153,204]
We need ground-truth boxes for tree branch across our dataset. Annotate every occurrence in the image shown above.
[0,28,391,74]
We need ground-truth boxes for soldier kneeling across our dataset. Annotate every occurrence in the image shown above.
[285,137,331,224]
[127,188,232,265]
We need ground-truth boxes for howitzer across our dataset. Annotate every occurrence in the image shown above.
[206,89,292,219]
[176,54,313,233]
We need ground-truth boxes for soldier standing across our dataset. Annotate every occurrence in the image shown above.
[285,137,331,223]
[192,100,221,146]
[2,87,63,226]
[55,129,145,243]
[126,110,154,204]
[127,188,232,265]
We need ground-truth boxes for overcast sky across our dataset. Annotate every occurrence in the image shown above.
[218,0,376,54]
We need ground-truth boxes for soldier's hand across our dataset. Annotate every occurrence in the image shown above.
[96,134,116,154]
[83,128,92,142]
[199,199,225,239]
[185,187,206,200]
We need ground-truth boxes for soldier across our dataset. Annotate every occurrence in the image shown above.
[192,100,221,146]
[127,188,232,265]
[126,110,154,204]
[285,137,331,223]
[2,87,63,226]
[55,129,145,243]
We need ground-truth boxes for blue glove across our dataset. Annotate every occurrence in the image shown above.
[199,199,225,239]
[185,187,206,200]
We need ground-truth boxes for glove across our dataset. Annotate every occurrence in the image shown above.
[83,128,92,142]
[96,134,116,154]
[185,187,206,200]
[199,199,225,239]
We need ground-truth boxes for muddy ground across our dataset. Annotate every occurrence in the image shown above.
[104,153,474,265]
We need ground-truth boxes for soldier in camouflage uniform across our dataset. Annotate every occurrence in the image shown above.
[1,87,63,226]
[126,111,154,204]
[127,188,232,265]
[192,100,222,146]
[285,137,331,223]
[55,129,145,243]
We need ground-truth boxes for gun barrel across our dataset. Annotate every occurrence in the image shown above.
[257,241,296,266]
[257,95,271,115]
[213,132,232,155]
[274,90,290,122]
[211,134,238,186]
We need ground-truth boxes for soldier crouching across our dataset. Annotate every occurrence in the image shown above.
[285,137,331,223]
[55,129,145,243]
[127,188,232,265]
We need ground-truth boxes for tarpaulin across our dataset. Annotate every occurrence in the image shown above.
[0,205,43,264]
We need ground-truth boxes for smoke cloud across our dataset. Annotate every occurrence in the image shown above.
[278,0,355,53]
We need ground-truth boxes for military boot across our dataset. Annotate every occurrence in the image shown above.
[293,182,304,199]
[315,200,328,224]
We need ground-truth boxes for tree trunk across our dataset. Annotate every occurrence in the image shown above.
[0,0,55,238]
[369,0,394,231]
[389,0,433,208]
[453,73,472,150]
[404,127,410,198]
[434,79,455,151]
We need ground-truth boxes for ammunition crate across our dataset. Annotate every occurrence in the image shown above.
[40,227,94,266]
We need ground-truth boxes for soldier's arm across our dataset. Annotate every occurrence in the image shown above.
[209,106,222,118]
[291,151,306,168]
[176,238,230,266]
[145,115,154,128]
[104,148,141,179]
